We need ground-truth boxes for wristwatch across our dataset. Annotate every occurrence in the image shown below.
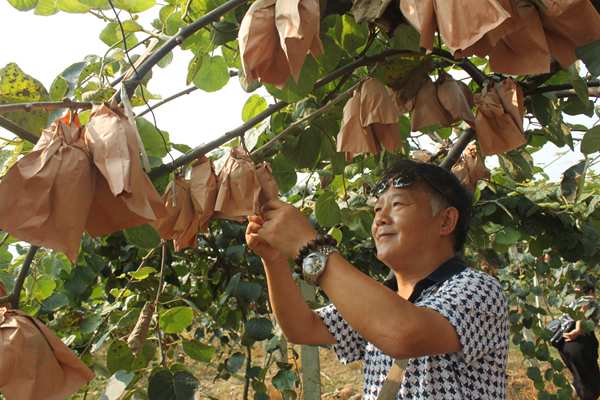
[302,245,337,285]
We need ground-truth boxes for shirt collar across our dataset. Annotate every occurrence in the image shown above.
[383,256,467,303]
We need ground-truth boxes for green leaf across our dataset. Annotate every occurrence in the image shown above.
[391,24,420,51]
[79,0,109,8]
[265,56,319,102]
[242,94,267,123]
[101,370,135,400]
[495,226,521,246]
[123,224,161,249]
[182,340,215,362]
[282,127,321,169]
[34,0,58,15]
[7,0,38,10]
[529,95,552,126]
[226,352,245,373]
[148,369,199,400]
[245,318,274,341]
[80,314,103,334]
[128,266,157,280]
[316,36,343,72]
[233,281,262,301]
[160,306,194,334]
[32,276,56,301]
[581,126,600,154]
[56,0,89,12]
[315,192,341,228]
[135,117,170,157]
[571,75,590,105]
[193,55,229,92]
[99,22,138,48]
[0,63,49,136]
[340,14,368,53]
[271,155,297,193]
[576,40,600,77]
[49,62,86,100]
[272,369,296,391]
[112,0,155,12]
[106,340,135,374]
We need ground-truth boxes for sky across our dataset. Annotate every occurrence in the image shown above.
[0,2,596,181]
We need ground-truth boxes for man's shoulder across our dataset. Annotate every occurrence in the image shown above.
[435,267,508,311]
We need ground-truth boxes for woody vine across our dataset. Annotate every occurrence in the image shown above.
[0,0,600,399]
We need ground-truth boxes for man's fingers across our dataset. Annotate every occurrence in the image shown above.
[246,221,263,234]
[261,199,286,213]
[247,215,264,224]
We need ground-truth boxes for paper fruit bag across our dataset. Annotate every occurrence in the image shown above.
[0,113,94,262]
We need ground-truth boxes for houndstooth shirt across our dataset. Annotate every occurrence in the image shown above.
[316,257,509,399]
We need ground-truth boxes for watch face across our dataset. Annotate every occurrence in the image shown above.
[304,253,324,274]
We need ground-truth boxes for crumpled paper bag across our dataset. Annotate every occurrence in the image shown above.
[275,0,323,81]
[337,78,400,160]
[239,0,291,87]
[255,161,280,204]
[189,157,218,233]
[0,113,94,262]
[214,147,262,221]
[474,79,527,156]
[399,0,510,53]
[85,104,166,237]
[541,0,600,68]
[153,177,198,251]
[0,307,95,400]
[451,143,490,191]
[411,74,474,131]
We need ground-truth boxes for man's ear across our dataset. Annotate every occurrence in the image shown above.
[439,207,459,236]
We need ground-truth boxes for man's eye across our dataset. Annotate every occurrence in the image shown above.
[374,207,382,213]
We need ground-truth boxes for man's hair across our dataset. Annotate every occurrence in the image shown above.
[378,159,473,252]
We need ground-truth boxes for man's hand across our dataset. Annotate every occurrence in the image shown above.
[563,328,582,342]
[259,200,318,259]
[246,215,285,263]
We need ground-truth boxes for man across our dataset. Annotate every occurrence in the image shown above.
[246,159,508,399]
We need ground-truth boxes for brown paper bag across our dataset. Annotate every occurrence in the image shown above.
[275,0,323,81]
[400,0,509,52]
[189,157,218,232]
[474,79,527,156]
[541,0,600,68]
[0,113,94,262]
[411,77,452,131]
[239,0,291,87]
[0,307,95,400]
[85,104,166,237]
[337,92,380,160]
[214,147,262,221]
[436,73,475,126]
[359,78,401,152]
[255,161,280,205]
[487,0,551,75]
[451,143,490,191]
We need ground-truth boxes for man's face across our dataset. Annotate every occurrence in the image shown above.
[371,184,448,268]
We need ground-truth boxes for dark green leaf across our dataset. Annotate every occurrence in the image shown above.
[271,155,297,193]
[315,192,341,228]
[529,95,552,126]
[265,56,319,102]
[107,340,135,374]
[226,352,245,373]
[183,340,215,362]
[245,318,273,341]
[391,24,420,52]
[148,369,199,400]
[576,40,600,77]
[160,306,194,334]
[581,126,600,154]
[272,369,296,391]
[123,224,160,249]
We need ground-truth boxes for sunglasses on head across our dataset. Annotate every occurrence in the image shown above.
[371,169,453,206]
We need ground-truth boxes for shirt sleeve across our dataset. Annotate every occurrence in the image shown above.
[416,271,509,365]
[315,304,366,364]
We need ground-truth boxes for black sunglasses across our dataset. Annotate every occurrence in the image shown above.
[371,169,454,207]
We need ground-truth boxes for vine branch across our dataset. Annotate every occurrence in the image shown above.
[0,99,93,114]
[155,242,168,368]
[117,0,249,100]
[439,128,476,170]
[0,245,40,308]
[0,116,40,144]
